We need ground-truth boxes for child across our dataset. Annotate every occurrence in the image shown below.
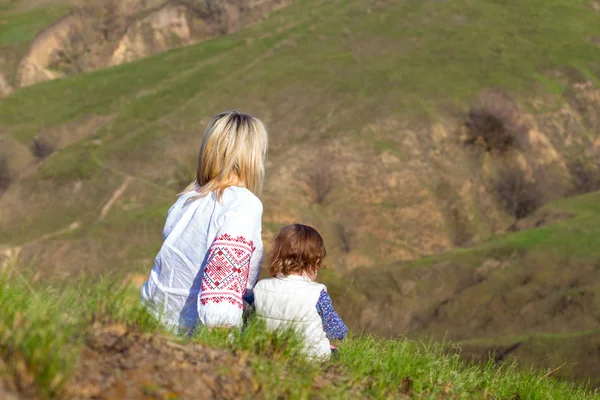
[252,224,348,359]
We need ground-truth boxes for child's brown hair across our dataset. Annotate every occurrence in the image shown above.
[269,224,326,277]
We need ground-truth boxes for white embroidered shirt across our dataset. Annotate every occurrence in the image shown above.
[140,186,263,330]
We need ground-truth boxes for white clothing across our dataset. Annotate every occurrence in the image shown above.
[253,275,331,359]
[141,186,263,330]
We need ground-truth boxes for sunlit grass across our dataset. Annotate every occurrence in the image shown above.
[0,265,158,397]
[1,266,597,399]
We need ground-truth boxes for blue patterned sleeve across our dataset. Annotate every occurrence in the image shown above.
[316,289,348,340]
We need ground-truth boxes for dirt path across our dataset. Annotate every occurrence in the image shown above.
[97,177,132,222]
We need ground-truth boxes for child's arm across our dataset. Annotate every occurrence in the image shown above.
[316,289,348,340]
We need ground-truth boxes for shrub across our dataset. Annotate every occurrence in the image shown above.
[566,156,600,195]
[0,155,10,194]
[305,162,334,204]
[465,89,529,152]
[334,222,354,253]
[493,166,543,220]
[29,137,54,160]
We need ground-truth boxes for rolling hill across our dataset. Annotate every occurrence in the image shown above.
[2,0,600,389]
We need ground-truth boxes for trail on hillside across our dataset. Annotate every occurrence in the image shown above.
[97,177,132,222]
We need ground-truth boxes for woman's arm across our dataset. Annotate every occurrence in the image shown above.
[316,289,348,340]
[197,195,263,327]
[246,234,263,291]
[243,204,264,306]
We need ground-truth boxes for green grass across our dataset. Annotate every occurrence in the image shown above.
[1,267,598,399]
[478,191,600,259]
[1,0,598,260]
[338,337,596,399]
[2,0,600,395]
[317,190,600,388]
[1,0,600,251]
[378,190,600,271]
[0,265,158,397]
[2,0,600,139]
[0,5,70,46]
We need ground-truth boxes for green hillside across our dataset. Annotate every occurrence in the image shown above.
[1,268,598,399]
[327,190,600,385]
[2,0,600,394]
[2,0,600,270]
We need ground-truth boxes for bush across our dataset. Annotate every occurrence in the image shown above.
[305,162,334,204]
[334,222,354,253]
[0,155,10,194]
[465,89,529,152]
[566,156,600,195]
[493,166,543,220]
[29,137,54,161]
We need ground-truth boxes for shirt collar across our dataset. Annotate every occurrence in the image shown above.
[277,274,311,282]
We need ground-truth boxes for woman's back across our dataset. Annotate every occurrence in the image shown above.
[141,186,263,330]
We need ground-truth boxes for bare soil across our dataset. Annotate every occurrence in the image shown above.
[65,324,259,400]
[507,210,574,232]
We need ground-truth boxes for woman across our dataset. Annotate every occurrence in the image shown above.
[141,110,268,331]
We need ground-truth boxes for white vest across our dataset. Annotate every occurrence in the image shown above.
[253,275,331,359]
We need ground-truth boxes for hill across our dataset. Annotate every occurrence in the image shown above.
[1,269,598,399]
[326,190,600,386]
[0,0,293,91]
[1,0,600,389]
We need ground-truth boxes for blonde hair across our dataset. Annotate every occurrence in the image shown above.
[269,224,327,278]
[182,110,268,200]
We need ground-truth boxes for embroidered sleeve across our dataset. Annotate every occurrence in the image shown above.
[199,234,255,309]
[316,289,348,340]
[197,199,263,327]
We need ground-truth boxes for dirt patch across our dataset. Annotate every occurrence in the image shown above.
[0,377,23,400]
[16,0,295,87]
[507,210,574,232]
[0,364,17,400]
[0,71,13,98]
[65,324,258,400]
[588,36,600,48]
[0,356,37,400]
[565,81,600,132]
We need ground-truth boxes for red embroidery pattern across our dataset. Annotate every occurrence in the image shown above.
[199,234,255,309]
